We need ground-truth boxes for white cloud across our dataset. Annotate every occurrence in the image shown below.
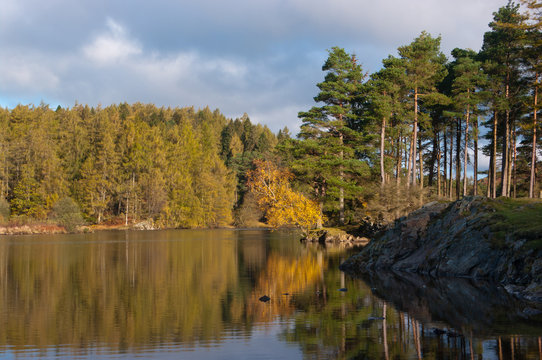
[0,52,59,92]
[249,105,304,134]
[83,18,142,65]
[0,0,506,135]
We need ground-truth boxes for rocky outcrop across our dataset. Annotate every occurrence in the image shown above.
[302,229,370,247]
[340,197,542,302]
[133,220,156,231]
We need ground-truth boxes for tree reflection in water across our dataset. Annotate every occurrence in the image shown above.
[0,230,540,359]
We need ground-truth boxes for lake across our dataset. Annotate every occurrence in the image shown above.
[0,229,541,359]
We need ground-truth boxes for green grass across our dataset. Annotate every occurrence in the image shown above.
[487,197,542,250]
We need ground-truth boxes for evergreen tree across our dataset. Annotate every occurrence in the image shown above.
[397,31,448,188]
[297,47,367,224]
[480,2,527,197]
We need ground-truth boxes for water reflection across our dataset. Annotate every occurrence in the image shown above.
[0,230,540,359]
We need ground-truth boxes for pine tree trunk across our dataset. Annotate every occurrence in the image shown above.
[449,128,454,200]
[339,133,344,225]
[437,132,441,197]
[487,151,493,197]
[396,135,402,186]
[512,127,517,198]
[474,116,478,196]
[411,88,419,186]
[380,117,386,186]
[463,103,470,197]
[492,110,498,199]
[456,118,461,200]
[530,79,538,198]
[443,128,448,197]
[419,138,423,189]
[428,135,437,187]
[501,85,510,197]
[407,134,413,187]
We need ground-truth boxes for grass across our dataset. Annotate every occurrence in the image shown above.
[487,197,542,250]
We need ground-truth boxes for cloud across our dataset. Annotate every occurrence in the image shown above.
[0,51,60,92]
[0,0,504,134]
[83,19,142,65]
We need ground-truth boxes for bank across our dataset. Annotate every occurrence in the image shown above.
[340,196,542,302]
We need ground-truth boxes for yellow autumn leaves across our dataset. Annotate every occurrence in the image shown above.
[247,159,321,232]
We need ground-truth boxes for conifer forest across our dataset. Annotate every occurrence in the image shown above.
[0,1,540,230]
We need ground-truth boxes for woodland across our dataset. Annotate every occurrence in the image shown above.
[0,1,540,231]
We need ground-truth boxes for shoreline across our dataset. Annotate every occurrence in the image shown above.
[0,222,273,236]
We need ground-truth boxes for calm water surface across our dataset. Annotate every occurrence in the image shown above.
[0,229,541,359]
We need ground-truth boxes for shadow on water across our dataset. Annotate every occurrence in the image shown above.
[357,270,542,337]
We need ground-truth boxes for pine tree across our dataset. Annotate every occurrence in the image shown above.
[397,31,448,188]
[298,47,367,224]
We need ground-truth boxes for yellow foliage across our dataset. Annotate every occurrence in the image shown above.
[247,160,321,231]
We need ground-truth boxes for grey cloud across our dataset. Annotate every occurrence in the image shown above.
[0,0,503,133]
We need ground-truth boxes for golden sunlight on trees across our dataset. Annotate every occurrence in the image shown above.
[247,159,321,231]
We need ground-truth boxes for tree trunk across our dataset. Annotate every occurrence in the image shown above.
[437,132,441,197]
[473,115,478,196]
[493,110,498,199]
[487,151,493,197]
[449,127,454,200]
[456,118,461,200]
[530,79,538,198]
[317,200,323,229]
[463,102,470,197]
[339,133,344,225]
[428,134,437,187]
[396,135,402,186]
[380,117,386,186]
[443,128,448,197]
[419,138,423,189]
[512,127,517,198]
[407,134,413,187]
[501,85,510,197]
[411,88,419,186]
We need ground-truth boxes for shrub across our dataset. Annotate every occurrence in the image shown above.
[51,197,85,232]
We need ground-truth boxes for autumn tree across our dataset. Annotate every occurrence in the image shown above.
[247,159,321,232]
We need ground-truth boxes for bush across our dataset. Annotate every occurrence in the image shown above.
[0,197,9,223]
[51,197,85,232]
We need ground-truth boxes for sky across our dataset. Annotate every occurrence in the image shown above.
[0,0,505,135]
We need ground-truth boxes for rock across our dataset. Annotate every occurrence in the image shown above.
[338,288,347,292]
[259,295,270,302]
[301,229,369,247]
[133,220,156,230]
[340,197,542,302]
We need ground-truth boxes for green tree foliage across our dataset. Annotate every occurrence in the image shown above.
[0,104,276,228]
[296,47,370,224]
[397,31,448,188]
[480,2,528,197]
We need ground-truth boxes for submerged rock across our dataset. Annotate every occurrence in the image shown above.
[340,197,542,302]
[301,228,369,247]
[259,295,271,302]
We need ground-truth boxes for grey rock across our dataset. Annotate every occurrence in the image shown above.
[340,197,542,302]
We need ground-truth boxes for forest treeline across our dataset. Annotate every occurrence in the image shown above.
[0,0,540,229]
[0,103,284,227]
